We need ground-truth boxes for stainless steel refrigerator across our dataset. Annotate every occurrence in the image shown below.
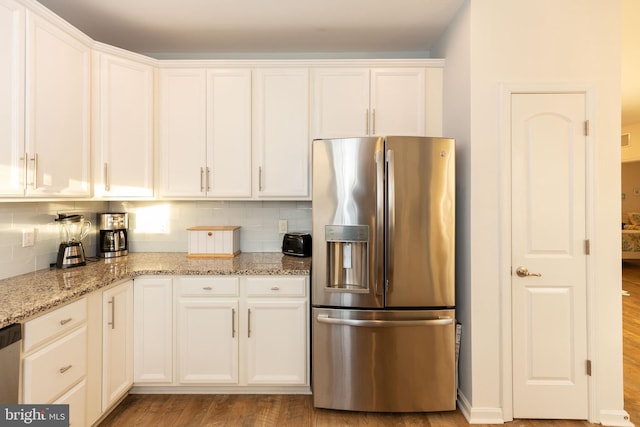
[311,136,456,412]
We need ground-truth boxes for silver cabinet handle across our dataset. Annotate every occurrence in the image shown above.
[202,286,212,291]
[104,163,110,191]
[59,318,72,326]
[372,108,376,135]
[270,286,280,291]
[31,153,38,189]
[108,297,115,329]
[59,365,72,374]
[231,308,236,338]
[316,314,453,327]
[206,167,211,192]
[247,308,251,338]
[515,266,542,277]
[200,167,205,192]
[258,167,263,192]
[365,108,369,135]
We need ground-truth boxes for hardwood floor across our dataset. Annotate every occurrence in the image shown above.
[623,260,640,425]
[99,266,640,427]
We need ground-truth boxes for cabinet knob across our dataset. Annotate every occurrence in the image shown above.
[207,232,212,237]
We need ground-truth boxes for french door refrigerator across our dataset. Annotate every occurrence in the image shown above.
[311,136,456,412]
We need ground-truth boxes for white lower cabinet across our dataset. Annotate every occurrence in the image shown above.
[176,277,239,384]
[133,277,173,384]
[246,300,307,385]
[21,299,88,427]
[133,275,309,392]
[102,280,134,411]
[53,379,86,427]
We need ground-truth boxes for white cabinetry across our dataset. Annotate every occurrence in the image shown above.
[253,68,310,199]
[102,280,133,411]
[21,298,88,426]
[133,277,173,384]
[93,50,154,198]
[245,277,308,385]
[159,68,251,198]
[132,274,309,392]
[176,277,239,384]
[0,0,25,196]
[25,11,91,197]
[311,67,441,139]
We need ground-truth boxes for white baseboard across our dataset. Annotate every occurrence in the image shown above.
[599,409,635,427]
[457,391,505,424]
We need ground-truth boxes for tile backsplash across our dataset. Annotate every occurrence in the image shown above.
[0,200,311,280]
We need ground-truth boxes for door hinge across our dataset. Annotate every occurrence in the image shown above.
[584,120,590,136]
[586,359,592,376]
[585,239,591,255]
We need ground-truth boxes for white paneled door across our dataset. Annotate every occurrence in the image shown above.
[511,93,589,419]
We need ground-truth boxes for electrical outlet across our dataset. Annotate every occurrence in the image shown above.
[278,220,288,233]
[22,228,36,247]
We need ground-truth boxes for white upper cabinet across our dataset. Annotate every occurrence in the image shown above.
[312,67,440,139]
[206,69,252,198]
[25,11,91,197]
[311,68,370,138]
[0,0,25,196]
[370,68,426,136]
[159,68,252,198]
[159,68,206,198]
[253,68,310,199]
[93,51,154,198]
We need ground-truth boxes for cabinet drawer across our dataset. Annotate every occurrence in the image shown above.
[176,277,239,297]
[53,379,86,427]
[23,298,87,352]
[245,277,307,297]
[22,326,87,404]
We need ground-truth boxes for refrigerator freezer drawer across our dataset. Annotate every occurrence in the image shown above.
[312,307,456,412]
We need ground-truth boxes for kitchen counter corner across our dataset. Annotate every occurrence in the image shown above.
[0,252,310,329]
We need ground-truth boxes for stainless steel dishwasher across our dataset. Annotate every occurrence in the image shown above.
[0,323,22,404]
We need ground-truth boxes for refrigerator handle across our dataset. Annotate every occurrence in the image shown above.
[316,314,454,327]
[386,148,395,292]
[375,148,385,297]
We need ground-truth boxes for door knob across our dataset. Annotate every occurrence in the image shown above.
[515,266,542,277]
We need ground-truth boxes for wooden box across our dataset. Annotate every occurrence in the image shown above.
[187,226,241,258]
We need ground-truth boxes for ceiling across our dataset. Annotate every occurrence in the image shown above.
[36,0,464,58]
[36,0,639,126]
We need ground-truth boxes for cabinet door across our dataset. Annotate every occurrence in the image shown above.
[159,69,207,197]
[0,0,25,196]
[311,68,370,138]
[253,68,310,198]
[25,11,90,197]
[133,278,173,383]
[102,280,133,411]
[246,300,307,385]
[370,68,426,136]
[207,69,252,198]
[93,52,154,198]
[177,299,239,384]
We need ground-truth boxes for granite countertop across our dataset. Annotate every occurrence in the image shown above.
[0,252,311,329]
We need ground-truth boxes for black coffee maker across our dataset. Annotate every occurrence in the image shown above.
[98,213,128,258]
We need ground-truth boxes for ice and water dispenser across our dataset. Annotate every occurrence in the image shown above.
[325,225,369,291]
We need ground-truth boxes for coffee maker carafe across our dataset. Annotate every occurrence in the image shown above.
[55,214,91,268]
[98,213,128,258]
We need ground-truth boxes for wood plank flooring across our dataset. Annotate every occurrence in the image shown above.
[99,264,640,427]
